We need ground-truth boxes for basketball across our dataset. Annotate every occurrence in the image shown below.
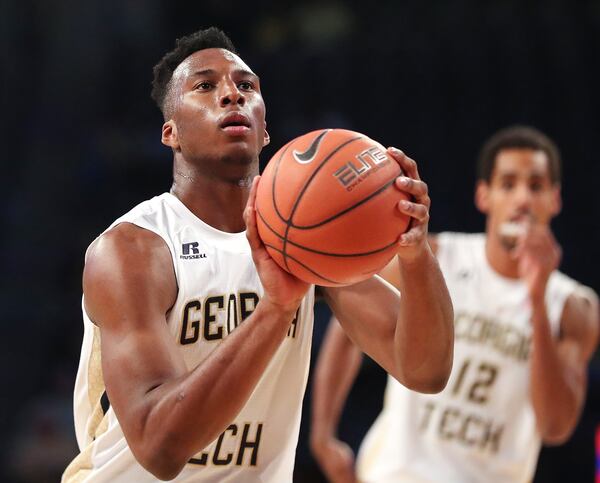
[255,128,411,286]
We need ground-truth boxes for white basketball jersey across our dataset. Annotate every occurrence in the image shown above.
[357,232,577,483]
[63,192,315,483]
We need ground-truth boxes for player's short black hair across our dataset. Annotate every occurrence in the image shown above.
[477,125,561,184]
[151,27,237,117]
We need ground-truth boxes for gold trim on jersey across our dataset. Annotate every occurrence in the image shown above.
[62,327,112,482]
[86,326,108,439]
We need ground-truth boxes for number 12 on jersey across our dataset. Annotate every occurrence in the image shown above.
[451,359,498,405]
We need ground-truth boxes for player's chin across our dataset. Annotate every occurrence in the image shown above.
[499,234,518,252]
[221,142,260,166]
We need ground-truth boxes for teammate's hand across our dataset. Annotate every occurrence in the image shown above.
[244,176,311,312]
[512,222,561,302]
[387,147,431,262]
[311,437,357,483]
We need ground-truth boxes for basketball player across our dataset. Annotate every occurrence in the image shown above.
[62,28,454,482]
[310,126,599,483]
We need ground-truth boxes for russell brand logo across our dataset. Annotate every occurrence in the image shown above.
[180,242,207,260]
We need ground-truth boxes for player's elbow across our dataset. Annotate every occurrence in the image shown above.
[393,360,451,393]
[401,371,450,394]
[136,445,187,481]
[540,423,575,446]
[132,432,190,481]
[395,354,452,394]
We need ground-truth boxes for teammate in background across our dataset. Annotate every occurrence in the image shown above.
[311,126,599,483]
[62,28,454,482]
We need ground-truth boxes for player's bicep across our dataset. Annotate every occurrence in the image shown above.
[83,224,184,433]
[557,288,600,400]
[100,314,187,429]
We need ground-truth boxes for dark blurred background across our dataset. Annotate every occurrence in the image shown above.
[2,0,599,481]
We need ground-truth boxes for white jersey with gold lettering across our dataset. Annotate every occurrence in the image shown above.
[63,192,315,483]
[357,232,577,483]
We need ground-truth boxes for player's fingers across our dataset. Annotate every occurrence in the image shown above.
[388,147,421,180]
[398,199,429,222]
[396,177,429,202]
[244,176,262,249]
[399,224,426,246]
[247,175,259,209]
[386,146,406,170]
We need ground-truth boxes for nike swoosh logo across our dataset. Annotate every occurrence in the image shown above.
[292,129,330,164]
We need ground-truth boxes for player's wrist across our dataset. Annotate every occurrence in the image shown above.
[528,285,547,309]
[309,430,336,455]
[259,294,302,319]
[396,241,434,267]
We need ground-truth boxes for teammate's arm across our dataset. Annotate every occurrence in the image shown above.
[86,179,309,480]
[322,151,453,394]
[310,317,362,483]
[515,223,600,443]
[530,285,599,444]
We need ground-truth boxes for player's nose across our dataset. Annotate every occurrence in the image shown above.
[220,80,245,107]
[513,183,533,207]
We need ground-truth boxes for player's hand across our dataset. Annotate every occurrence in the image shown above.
[387,147,431,262]
[512,222,561,302]
[244,176,311,312]
[311,437,357,483]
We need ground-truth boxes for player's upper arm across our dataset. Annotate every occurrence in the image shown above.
[559,285,600,365]
[83,223,184,450]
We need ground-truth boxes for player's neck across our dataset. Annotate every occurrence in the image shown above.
[170,166,256,233]
[485,234,520,279]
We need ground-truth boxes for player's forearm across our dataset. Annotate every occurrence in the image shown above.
[133,299,297,479]
[393,248,454,393]
[310,318,363,450]
[529,301,579,444]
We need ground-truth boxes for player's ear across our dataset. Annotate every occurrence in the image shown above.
[475,180,490,214]
[263,125,270,147]
[162,120,180,150]
[550,184,562,217]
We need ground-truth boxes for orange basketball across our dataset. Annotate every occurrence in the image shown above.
[256,128,411,286]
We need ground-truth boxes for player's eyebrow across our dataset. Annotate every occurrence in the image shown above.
[190,69,259,81]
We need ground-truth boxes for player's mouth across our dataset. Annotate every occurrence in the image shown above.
[220,112,251,135]
[499,214,533,238]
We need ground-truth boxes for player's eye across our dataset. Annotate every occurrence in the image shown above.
[501,180,514,190]
[238,81,254,91]
[195,81,213,90]
[530,181,543,192]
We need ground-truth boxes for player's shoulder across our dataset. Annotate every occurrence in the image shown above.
[83,223,177,329]
[85,193,173,262]
[560,280,599,356]
[433,231,484,244]
[89,222,165,262]
[431,232,484,257]
[563,281,599,323]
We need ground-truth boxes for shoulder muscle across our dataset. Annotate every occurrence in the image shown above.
[83,222,177,330]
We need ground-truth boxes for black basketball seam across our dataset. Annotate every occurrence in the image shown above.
[263,242,342,285]
[290,176,399,229]
[257,207,399,257]
[282,134,363,270]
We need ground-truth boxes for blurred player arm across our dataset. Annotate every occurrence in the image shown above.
[84,220,302,480]
[530,284,599,444]
[310,316,362,483]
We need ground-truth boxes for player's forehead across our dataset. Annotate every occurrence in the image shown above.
[491,148,551,179]
[172,48,255,84]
